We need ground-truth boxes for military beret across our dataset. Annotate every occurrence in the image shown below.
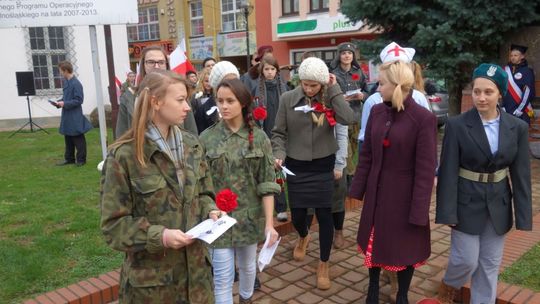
[472,63,508,96]
[337,42,356,54]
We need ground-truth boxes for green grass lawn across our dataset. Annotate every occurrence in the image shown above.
[500,243,540,291]
[0,128,123,303]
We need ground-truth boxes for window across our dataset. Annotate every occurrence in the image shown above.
[310,0,329,12]
[282,0,299,16]
[190,1,204,36]
[127,6,159,42]
[221,0,245,32]
[292,49,335,67]
[28,27,69,92]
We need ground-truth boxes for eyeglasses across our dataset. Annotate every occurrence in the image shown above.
[145,60,166,66]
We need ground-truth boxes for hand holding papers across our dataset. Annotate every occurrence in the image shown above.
[186,215,236,244]
[258,231,281,271]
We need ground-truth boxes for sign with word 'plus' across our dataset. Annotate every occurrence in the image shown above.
[0,0,137,28]
[277,13,364,38]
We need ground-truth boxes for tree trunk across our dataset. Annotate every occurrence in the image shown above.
[447,81,465,116]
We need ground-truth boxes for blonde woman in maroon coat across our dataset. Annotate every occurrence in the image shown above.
[349,60,437,304]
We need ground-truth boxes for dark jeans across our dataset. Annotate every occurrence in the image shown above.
[274,191,287,213]
[64,134,87,163]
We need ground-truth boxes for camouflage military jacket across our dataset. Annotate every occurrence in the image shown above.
[200,121,281,248]
[100,128,216,303]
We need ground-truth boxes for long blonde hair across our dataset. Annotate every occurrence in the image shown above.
[111,70,190,166]
[410,61,426,94]
[379,61,414,112]
[195,69,212,94]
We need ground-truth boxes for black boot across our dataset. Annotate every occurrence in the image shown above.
[366,267,380,304]
[396,266,414,304]
[253,274,261,290]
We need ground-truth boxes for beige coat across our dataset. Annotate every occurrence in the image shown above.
[271,84,355,161]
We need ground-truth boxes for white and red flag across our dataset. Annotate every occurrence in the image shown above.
[170,38,196,75]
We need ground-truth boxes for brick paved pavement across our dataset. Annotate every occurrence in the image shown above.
[24,157,540,304]
[235,157,540,304]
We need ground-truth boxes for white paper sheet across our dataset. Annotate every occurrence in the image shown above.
[294,104,314,113]
[281,166,295,176]
[345,88,363,96]
[258,231,281,272]
[186,215,236,244]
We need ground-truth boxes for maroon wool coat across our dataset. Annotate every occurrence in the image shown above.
[349,95,437,266]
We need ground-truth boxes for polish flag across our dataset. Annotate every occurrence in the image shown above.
[115,67,134,98]
[170,38,196,75]
[135,62,141,85]
[114,76,122,98]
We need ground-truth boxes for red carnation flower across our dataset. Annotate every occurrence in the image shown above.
[215,189,238,213]
[253,105,267,121]
[352,74,360,81]
[383,138,391,148]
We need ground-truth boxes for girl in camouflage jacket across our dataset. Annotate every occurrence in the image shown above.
[200,79,281,304]
[100,70,220,304]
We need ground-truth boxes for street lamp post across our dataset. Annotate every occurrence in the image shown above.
[240,1,253,71]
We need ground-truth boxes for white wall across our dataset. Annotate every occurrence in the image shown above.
[0,25,129,121]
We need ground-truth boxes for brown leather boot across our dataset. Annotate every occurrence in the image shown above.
[293,234,311,261]
[333,229,345,249]
[437,281,458,304]
[239,296,252,304]
[317,261,331,290]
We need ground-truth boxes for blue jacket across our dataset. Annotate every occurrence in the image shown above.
[59,76,92,136]
[502,60,536,125]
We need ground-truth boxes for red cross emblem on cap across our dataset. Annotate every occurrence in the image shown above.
[388,45,405,56]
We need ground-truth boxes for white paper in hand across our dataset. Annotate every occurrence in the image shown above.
[186,215,236,244]
[281,166,295,176]
[258,231,281,272]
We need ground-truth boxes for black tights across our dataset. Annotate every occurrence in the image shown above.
[366,266,415,304]
[306,210,344,230]
[291,207,333,261]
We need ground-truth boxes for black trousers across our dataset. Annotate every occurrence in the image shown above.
[64,134,87,163]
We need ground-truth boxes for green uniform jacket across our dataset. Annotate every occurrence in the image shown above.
[100,128,216,304]
[200,121,281,248]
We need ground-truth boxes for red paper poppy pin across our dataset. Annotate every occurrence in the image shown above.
[383,138,391,148]
[352,74,360,81]
[215,189,238,212]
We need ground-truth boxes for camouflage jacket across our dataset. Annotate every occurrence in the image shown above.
[200,121,281,248]
[100,128,216,303]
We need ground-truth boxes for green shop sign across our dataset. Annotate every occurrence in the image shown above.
[277,13,363,38]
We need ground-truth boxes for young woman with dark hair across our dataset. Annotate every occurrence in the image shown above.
[200,79,280,304]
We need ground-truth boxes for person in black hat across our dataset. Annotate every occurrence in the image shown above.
[329,42,368,212]
[434,63,532,304]
[502,44,536,125]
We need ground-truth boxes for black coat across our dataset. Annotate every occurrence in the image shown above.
[436,108,532,235]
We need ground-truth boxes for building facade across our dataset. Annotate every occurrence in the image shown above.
[129,0,257,73]
[255,0,377,80]
[0,25,129,127]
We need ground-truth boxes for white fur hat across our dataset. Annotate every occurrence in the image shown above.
[209,61,240,89]
[379,42,416,63]
[298,57,329,84]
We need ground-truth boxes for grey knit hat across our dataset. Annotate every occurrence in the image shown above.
[209,61,240,89]
[298,57,329,84]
